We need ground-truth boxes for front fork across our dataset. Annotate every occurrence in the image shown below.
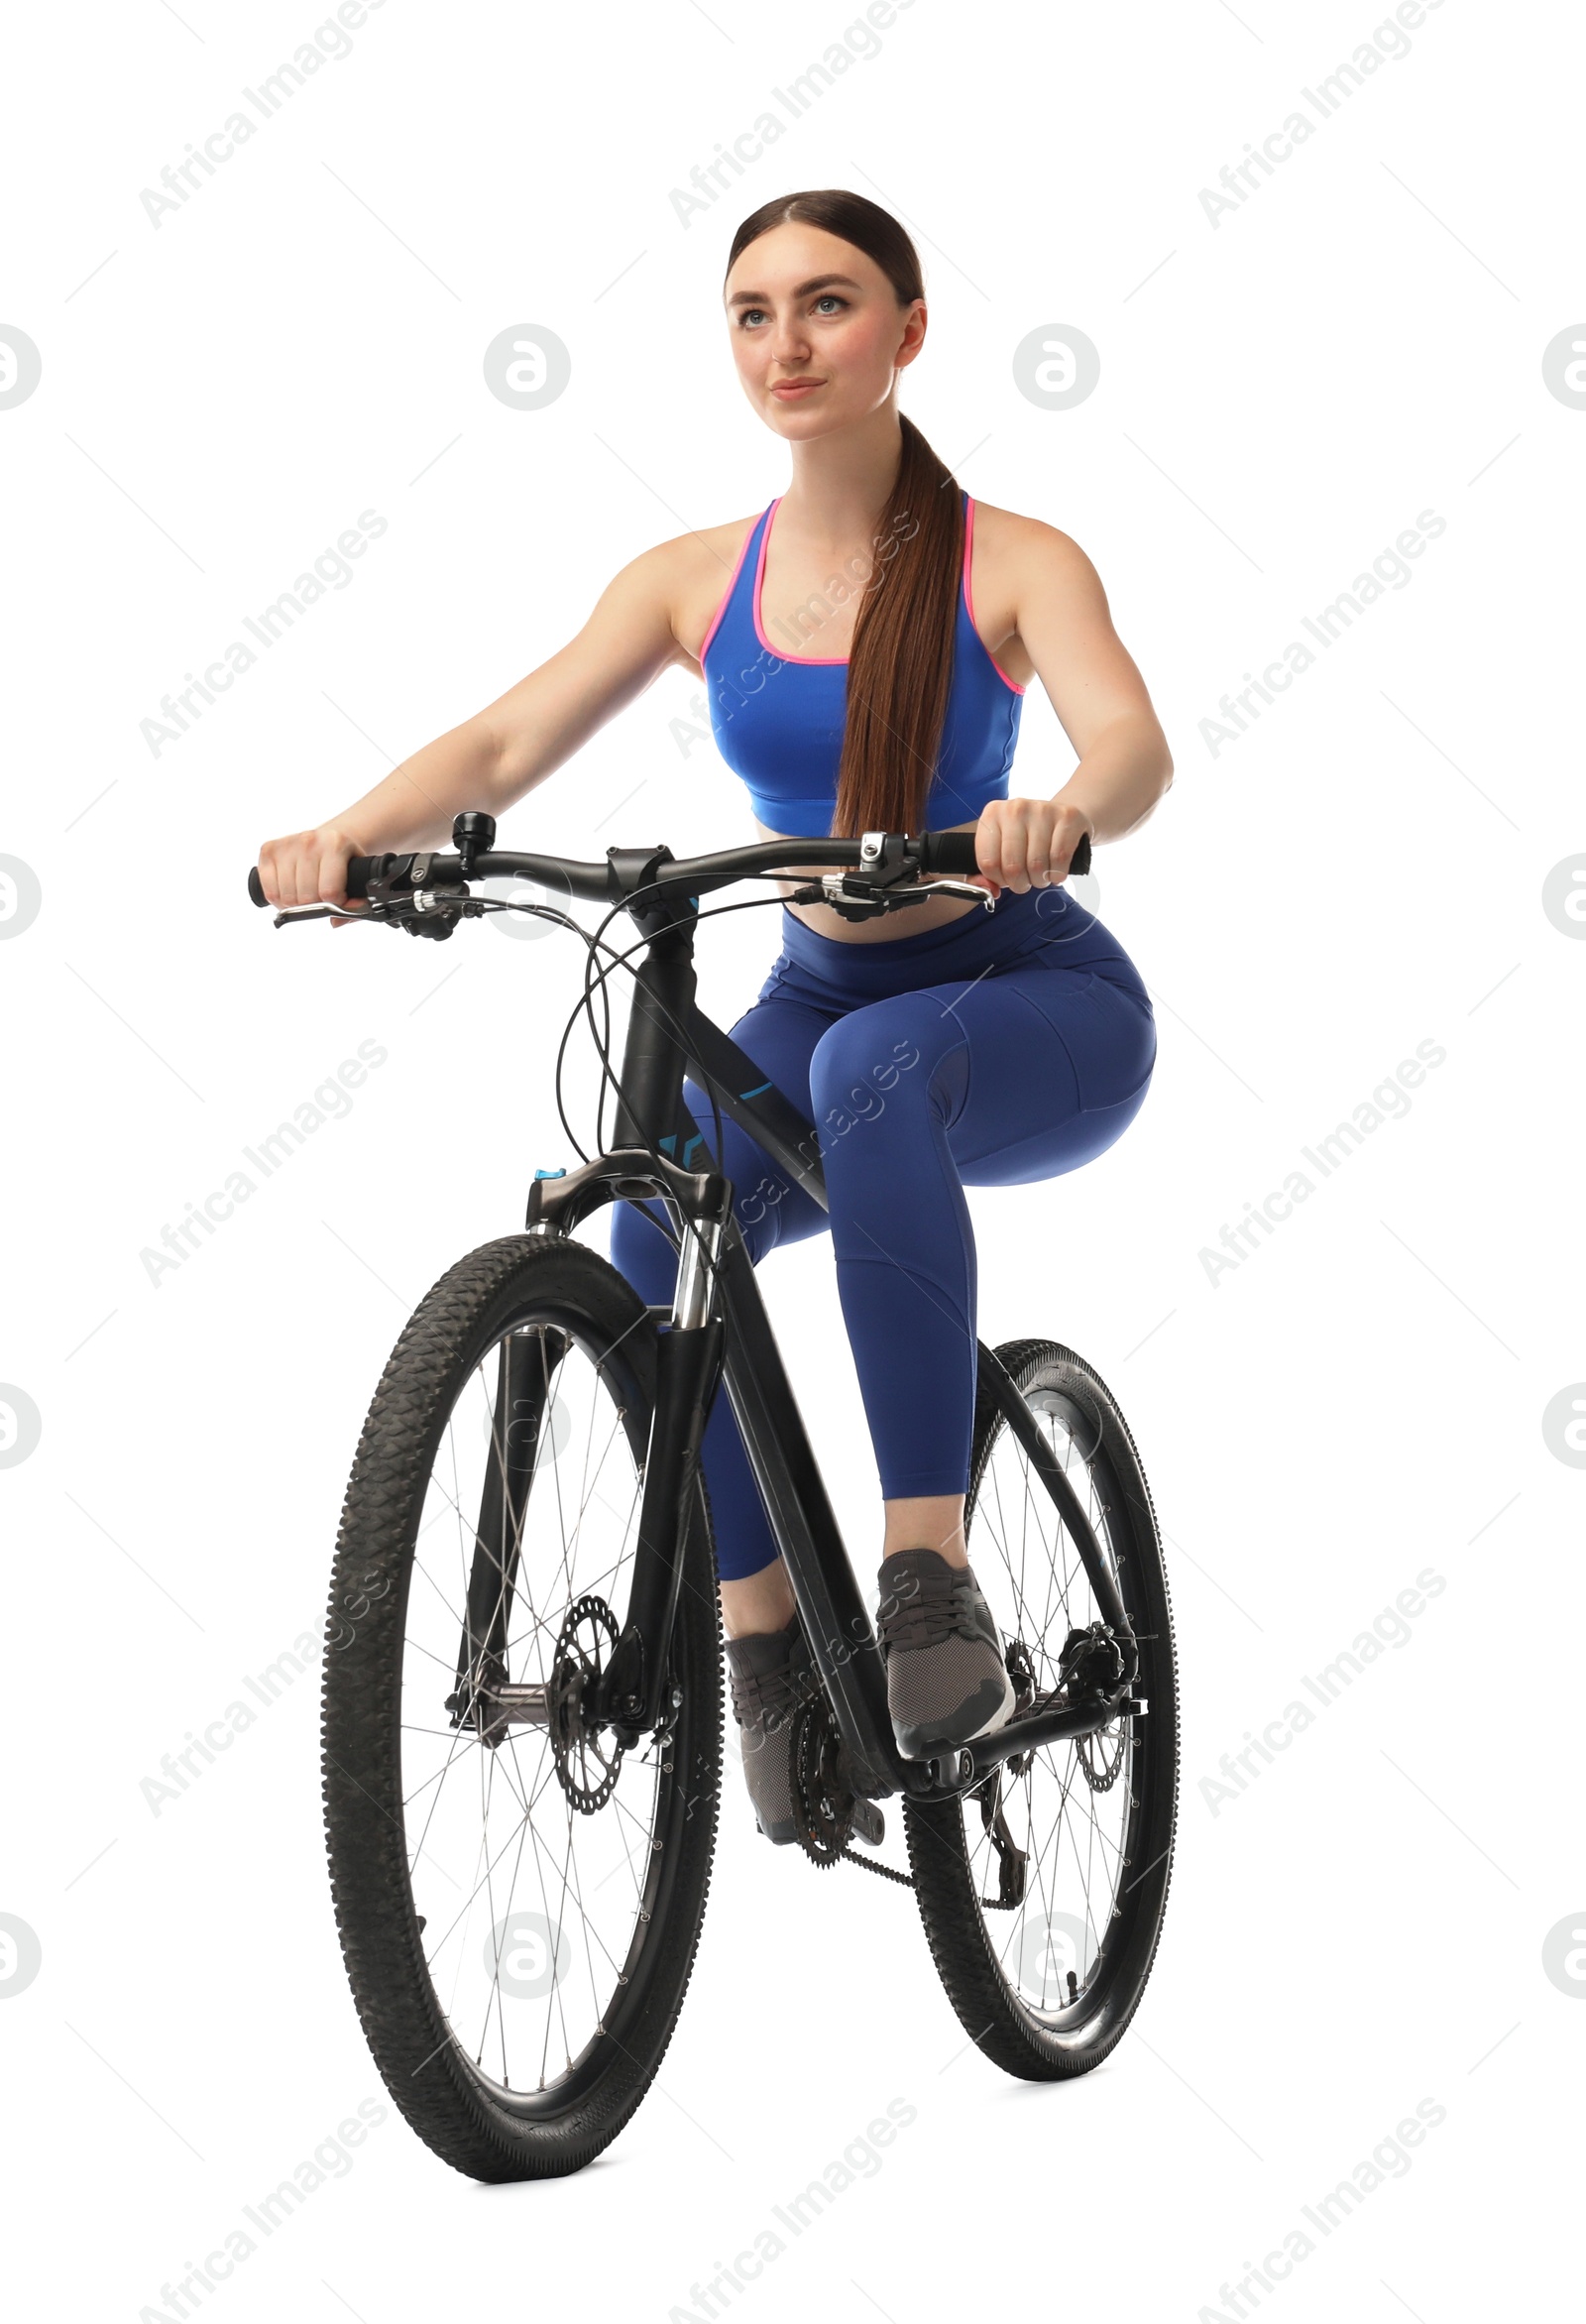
[448,1327,563,1733]
[524,1150,732,1743]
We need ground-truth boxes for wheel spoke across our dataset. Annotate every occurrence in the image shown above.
[390,1307,679,2102]
[955,1361,1170,2026]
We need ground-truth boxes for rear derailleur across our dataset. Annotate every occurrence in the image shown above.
[975,1637,1037,1909]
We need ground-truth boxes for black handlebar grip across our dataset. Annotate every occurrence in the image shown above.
[247,857,385,906]
[922,829,1091,879]
[920,829,978,874]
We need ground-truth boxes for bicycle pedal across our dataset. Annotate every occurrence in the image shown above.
[850,1798,885,1849]
[928,1747,975,1790]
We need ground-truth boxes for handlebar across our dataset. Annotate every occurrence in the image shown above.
[246,826,1090,911]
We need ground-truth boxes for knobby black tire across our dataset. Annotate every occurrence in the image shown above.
[904,1339,1179,2078]
[320,1232,722,2180]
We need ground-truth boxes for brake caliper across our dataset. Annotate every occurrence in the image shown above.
[1057,1620,1127,1700]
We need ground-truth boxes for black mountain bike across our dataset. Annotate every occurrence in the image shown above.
[248,812,1178,2182]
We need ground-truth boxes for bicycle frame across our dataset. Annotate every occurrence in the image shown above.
[518,882,1141,1804]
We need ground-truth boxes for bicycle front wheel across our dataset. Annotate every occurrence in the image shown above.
[321,1232,722,2180]
[905,1339,1178,2078]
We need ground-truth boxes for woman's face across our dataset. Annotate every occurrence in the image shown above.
[723,221,925,441]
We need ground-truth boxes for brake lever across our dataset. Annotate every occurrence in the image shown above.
[268,881,478,933]
[268,903,393,930]
[905,876,996,907]
[788,872,996,919]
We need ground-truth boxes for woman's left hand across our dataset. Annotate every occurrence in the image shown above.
[968,798,1092,896]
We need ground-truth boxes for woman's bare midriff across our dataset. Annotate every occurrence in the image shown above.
[753,814,986,943]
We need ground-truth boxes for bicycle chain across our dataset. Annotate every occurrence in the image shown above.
[838,1844,915,1888]
[789,1695,914,1889]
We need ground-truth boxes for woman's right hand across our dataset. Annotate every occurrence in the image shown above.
[256,823,370,911]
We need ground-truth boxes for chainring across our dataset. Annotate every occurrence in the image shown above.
[787,1692,915,1887]
[789,1693,853,1866]
[549,1594,623,1813]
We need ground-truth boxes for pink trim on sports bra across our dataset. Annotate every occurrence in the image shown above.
[697,516,759,668]
[752,498,848,666]
[963,498,1026,698]
[706,493,1028,692]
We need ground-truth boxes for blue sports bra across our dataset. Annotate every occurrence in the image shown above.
[700,491,1023,837]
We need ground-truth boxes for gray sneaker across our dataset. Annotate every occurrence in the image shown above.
[876,1549,1015,1760]
[724,1619,816,1844]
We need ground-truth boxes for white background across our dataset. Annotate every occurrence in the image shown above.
[2,0,1578,2316]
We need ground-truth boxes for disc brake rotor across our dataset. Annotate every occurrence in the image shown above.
[1077,1723,1127,1794]
[549,1594,623,1813]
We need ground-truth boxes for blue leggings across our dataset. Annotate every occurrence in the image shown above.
[609,880,1155,1581]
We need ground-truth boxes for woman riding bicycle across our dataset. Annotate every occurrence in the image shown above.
[257,186,1172,1849]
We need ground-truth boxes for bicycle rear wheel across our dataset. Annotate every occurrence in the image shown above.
[321,1232,722,2180]
[905,1339,1177,2077]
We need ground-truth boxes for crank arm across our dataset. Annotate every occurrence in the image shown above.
[906,1682,1147,1797]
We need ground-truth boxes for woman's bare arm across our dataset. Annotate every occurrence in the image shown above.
[967,508,1173,893]
[256,534,724,908]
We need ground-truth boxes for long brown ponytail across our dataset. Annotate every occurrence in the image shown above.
[724,190,963,840]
